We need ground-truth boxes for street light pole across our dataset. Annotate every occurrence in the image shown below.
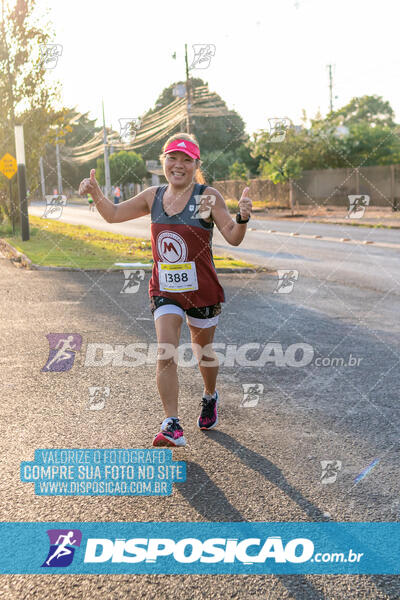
[39,156,46,200]
[327,64,334,113]
[55,139,63,194]
[102,99,111,200]
[184,44,192,134]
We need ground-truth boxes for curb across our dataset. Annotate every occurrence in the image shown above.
[29,266,265,274]
[0,239,32,268]
[311,219,400,230]
[247,229,400,250]
[0,239,268,274]
[249,215,400,229]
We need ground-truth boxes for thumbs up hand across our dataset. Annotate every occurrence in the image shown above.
[238,186,252,220]
[78,169,101,197]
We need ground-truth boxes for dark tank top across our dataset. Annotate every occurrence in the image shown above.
[149,183,225,309]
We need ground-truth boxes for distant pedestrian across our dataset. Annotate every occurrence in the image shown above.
[113,186,121,204]
[87,193,95,212]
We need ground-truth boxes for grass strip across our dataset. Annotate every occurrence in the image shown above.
[0,216,255,269]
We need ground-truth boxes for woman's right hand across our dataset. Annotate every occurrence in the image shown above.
[79,169,101,197]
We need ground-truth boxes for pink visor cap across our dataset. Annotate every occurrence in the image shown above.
[164,138,200,160]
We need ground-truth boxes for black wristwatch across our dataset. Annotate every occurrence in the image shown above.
[236,212,250,224]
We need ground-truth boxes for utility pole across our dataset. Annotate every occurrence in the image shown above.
[327,64,334,113]
[184,43,192,134]
[55,139,63,194]
[9,177,14,235]
[39,156,46,199]
[102,99,111,199]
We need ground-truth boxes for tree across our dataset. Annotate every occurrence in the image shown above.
[329,95,395,128]
[260,154,302,215]
[306,95,400,168]
[250,127,303,213]
[0,0,64,222]
[96,151,147,187]
[229,161,248,181]
[249,95,400,184]
[43,110,103,191]
[140,78,247,160]
[200,150,238,184]
[235,142,261,175]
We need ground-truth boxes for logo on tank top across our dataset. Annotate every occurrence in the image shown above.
[156,231,188,263]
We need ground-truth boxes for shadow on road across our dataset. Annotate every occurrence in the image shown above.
[177,460,326,600]
[177,434,400,600]
[208,430,328,521]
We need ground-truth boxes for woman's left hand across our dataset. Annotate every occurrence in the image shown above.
[238,186,252,220]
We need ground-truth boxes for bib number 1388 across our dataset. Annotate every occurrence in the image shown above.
[158,261,198,292]
[165,272,188,283]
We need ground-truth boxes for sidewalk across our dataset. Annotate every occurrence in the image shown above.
[254,205,400,228]
[30,198,400,228]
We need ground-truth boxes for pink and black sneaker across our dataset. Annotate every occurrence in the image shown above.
[198,391,219,430]
[152,417,186,447]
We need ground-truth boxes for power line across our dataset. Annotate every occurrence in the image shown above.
[60,83,235,165]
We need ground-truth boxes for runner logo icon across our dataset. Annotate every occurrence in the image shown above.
[347,195,370,219]
[42,195,67,219]
[240,383,264,407]
[88,386,110,410]
[320,460,342,484]
[191,194,216,219]
[120,270,145,293]
[42,334,82,372]
[274,270,299,294]
[42,529,82,567]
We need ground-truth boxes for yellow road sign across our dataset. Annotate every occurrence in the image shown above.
[0,153,17,179]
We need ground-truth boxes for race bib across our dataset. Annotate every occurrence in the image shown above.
[158,261,198,292]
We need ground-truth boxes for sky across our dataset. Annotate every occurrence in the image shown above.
[34,0,400,138]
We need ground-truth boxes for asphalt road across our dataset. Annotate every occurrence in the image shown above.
[1,206,400,598]
[29,202,400,300]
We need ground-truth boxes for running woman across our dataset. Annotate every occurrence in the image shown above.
[78,133,252,447]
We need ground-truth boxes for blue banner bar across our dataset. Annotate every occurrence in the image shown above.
[0,522,398,574]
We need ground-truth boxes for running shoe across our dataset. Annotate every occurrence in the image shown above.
[152,417,186,447]
[197,391,219,430]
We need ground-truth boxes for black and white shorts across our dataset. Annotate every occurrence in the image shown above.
[150,295,221,329]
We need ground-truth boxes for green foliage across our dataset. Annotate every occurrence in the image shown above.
[0,189,10,225]
[259,155,302,183]
[201,144,260,183]
[329,95,395,128]
[250,94,400,180]
[235,143,261,175]
[140,78,247,160]
[200,150,238,183]
[0,0,70,216]
[6,215,253,269]
[96,151,147,186]
[251,127,304,183]
[229,161,248,181]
